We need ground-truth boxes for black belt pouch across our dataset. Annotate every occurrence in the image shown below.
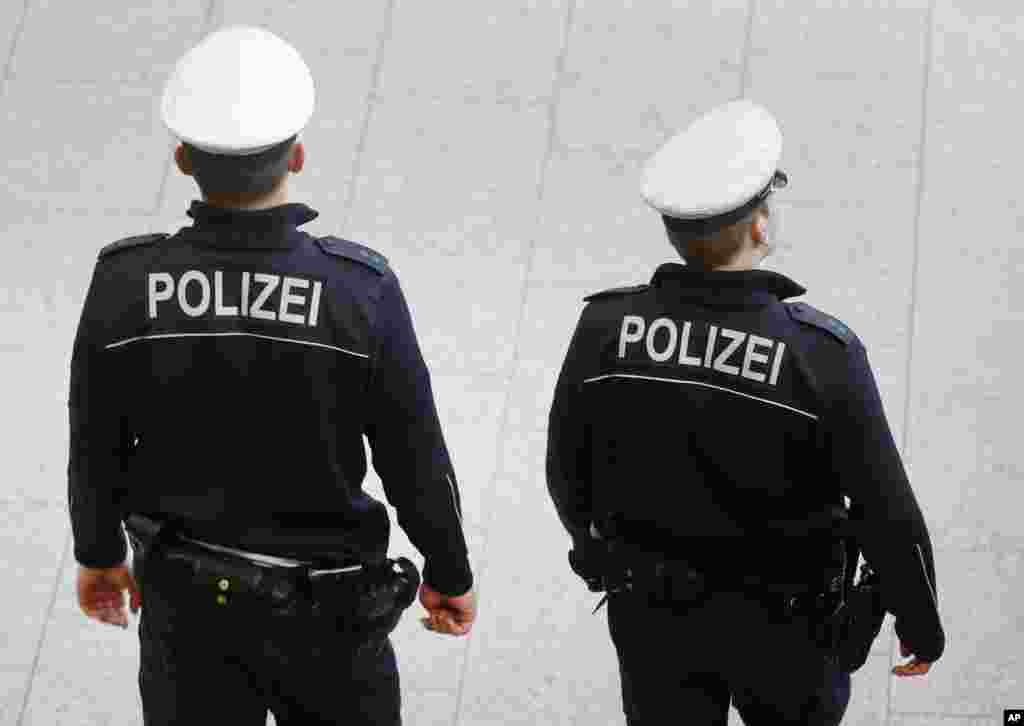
[310,557,421,639]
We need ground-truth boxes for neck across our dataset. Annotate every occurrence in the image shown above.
[203,184,289,211]
[684,249,764,272]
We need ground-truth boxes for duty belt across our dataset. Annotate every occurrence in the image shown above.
[573,549,847,660]
[125,513,420,639]
[589,557,843,619]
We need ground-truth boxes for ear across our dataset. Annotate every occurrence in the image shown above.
[174,145,193,176]
[750,209,769,246]
[289,142,305,173]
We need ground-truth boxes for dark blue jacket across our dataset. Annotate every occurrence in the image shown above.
[547,263,944,662]
[68,201,473,595]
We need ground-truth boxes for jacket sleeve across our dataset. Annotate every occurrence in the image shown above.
[67,263,131,568]
[364,270,473,597]
[545,308,594,545]
[830,340,945,662]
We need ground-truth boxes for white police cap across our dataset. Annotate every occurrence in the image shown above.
[642,100,787,225]
[161,26,315,156]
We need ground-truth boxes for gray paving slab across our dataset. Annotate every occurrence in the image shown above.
[402,689,459,726]
[0,496,66,726]
[379,0,567,103]
[0,2,26,80]
[427,374,508,530]
[0,81,169,215]
[752,0,930,77]
[889,548,1022,718]
[20,546,142,726]
[503,283,591,435]
[558,0,747,155]
[891,717,1000,726]
[908,1,1024,553]
[344,94,549,377]
[748,1,929,210]
[760,199,918,441]
[458,429,622,725]
[9,0,206,84]
[1,388,67,508]
[344,93,549,258]
[843,653,895,726]
[890,717,1001,725]
[3,213,182,337]
[530,149,673,289]
[728,704,744,726]
[217,0,388,58]
[389,253,526,378]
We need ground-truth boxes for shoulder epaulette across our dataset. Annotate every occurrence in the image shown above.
[316,236,389,275]
[98,233,167,259]
[786,302,856,346]
[583,284,651,303]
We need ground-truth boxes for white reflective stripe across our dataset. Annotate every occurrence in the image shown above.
[307,565,364,573]
[446,473,463,525]
[104,331,368,358]
[179,536,313,568]
[914,543,939,609]
[582,373,819,421]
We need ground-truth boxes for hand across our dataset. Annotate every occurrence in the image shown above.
[891,639,933,677]
[419,583,476,637]
[76,564,141,629]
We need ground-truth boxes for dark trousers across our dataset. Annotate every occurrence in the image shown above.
[137,557,401,726]
[607,589,851,725]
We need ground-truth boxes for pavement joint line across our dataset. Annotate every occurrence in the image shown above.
[340,0,397,233]
[738,0,757,98]
[152,140,179,217]
[204,0,218,28]
[888,3,936,723]
[450,2,577,724]
[152,0,219,216]
[16,526,71,726]
[3,0,29,82]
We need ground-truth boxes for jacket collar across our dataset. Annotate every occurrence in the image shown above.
[183,200,320,248]
[650,263,807,306]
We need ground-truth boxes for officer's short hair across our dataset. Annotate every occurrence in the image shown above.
[183,134,298,197]
[663,200,771,268]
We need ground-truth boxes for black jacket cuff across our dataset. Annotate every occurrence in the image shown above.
[423,558,474,597]
[74,531,128,569]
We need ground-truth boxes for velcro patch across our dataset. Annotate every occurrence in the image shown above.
[316,236,389,275]
[98,233,168,259]
[583,284,651,303]
[786,302,855,345]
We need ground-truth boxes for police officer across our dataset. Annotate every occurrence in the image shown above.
[546,100,945,724]
[68,26,476,725]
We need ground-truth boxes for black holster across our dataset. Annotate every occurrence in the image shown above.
[125,513,172,591]
[832,559,886,673]
[309,558,421,639]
